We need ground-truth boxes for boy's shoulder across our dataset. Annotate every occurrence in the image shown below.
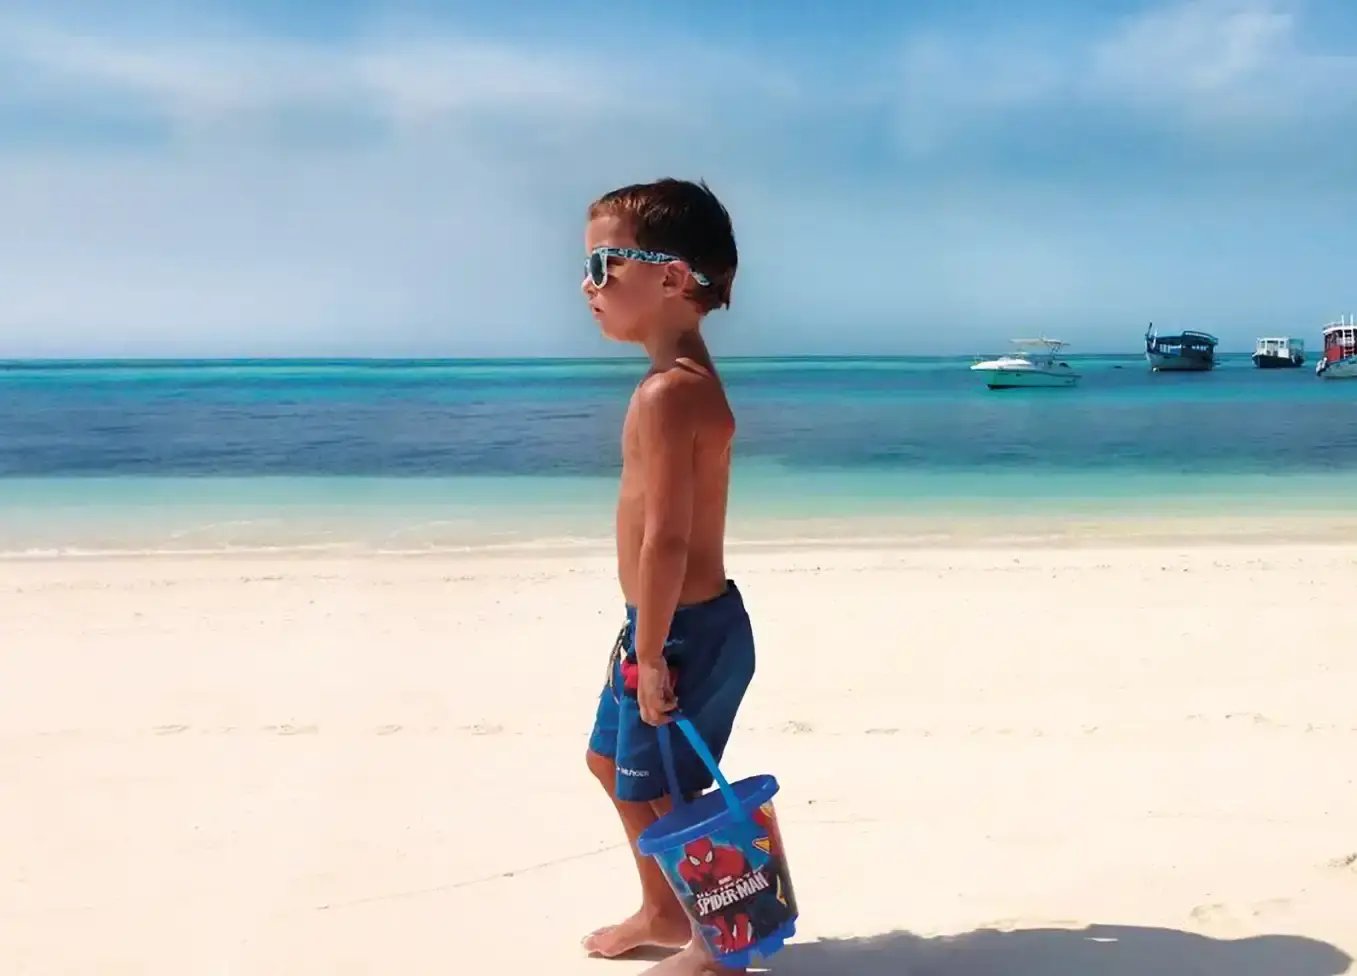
[633,359,730,434]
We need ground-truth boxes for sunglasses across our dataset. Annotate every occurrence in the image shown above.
[586,246,711,289]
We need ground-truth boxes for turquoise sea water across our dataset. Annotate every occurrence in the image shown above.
[2,355,1356,553]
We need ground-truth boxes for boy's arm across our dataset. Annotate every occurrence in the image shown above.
[632,376,697,725]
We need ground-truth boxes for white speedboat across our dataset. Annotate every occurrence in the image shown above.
[1316,315,1357,379]
[971,338,1079,389]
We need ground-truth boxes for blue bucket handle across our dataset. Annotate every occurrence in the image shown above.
[658,713,745,822]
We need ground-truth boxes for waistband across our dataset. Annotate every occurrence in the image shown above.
[623,579,742,630]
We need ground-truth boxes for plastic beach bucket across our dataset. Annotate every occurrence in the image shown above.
[636,715,798,969]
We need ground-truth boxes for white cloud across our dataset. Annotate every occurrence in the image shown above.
[0,15,807,356]
[1093,0,1294,97]
[1086,0,1341,123]
[354,43,601,125]
[0,146,573,356]
[0,4,1352,356]
[892,33,1065,154]
[0,14,802,142]
[0,20,610,134]
[888,0,1357,154]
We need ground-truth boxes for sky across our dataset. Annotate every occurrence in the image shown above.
[1,0,1355,357]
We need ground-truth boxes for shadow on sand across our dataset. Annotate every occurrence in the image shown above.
[766,923,1352,975]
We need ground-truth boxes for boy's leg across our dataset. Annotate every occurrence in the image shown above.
[635,599,756,975]
[585,753,745,975]
[584,594,755,970]
[581,750,693,956]
[582,632,690,957]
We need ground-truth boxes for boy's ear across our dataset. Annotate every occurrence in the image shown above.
[661,260,691,296]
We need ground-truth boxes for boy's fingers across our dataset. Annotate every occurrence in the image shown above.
[642,704,673,726]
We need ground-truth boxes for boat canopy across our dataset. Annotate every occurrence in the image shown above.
[1008,337,1068,349]
[1145,324,1218,346]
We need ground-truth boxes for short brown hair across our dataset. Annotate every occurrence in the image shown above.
[589,178,738,313]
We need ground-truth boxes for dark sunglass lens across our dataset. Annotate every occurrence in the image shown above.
[588,251,607,286]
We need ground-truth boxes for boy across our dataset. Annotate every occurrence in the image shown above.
[579,179,754,976]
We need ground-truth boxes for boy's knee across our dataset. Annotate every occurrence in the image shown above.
[585,748,614,786]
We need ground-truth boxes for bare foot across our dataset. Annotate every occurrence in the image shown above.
[582,908,692,958]
[640,940,745,975]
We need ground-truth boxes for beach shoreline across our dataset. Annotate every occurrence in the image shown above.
[6,510,1357,560]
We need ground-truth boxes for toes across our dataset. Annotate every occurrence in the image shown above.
[581,929,621,957]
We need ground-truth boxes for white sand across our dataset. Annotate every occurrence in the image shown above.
[2,542,1355,974]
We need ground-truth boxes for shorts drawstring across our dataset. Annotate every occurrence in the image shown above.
[606,620,628,704]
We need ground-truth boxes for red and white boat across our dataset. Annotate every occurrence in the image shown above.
[1315,316,1357,379]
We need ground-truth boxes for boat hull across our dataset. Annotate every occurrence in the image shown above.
[1316,356,1357,379]
[1147,352,1214,372]
[978,368,1079,389]
[1252,353,1304,369]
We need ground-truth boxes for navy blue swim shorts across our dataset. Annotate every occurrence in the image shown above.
[588,580,755,803]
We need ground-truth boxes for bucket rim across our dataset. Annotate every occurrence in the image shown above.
[637,773,779,854]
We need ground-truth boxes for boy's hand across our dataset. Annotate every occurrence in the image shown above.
[636,660,678,726]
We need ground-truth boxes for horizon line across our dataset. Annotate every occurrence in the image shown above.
[0,350,1269,365]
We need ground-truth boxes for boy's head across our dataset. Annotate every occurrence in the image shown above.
[582,178,737,344]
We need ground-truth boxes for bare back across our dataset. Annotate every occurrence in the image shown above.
[616,356,733,607]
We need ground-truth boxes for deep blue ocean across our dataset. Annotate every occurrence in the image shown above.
[2,355,1355,552]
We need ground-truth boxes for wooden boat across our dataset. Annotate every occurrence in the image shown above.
[1145,324,1217,372]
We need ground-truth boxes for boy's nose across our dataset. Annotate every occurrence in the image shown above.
[581,276,596,298]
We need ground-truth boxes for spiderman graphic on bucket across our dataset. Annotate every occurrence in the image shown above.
[673,803,794,956]
[677,837,759,953]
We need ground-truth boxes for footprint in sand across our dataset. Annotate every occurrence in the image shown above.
[1225,711,1272,725]
[783,720,813,735]
[375,724,403,735]
[1327,852,1357,873]
[1190,903,1232,924]
[1250,897,1294,918]
[153,724,189,735]
[268,724,319,736]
